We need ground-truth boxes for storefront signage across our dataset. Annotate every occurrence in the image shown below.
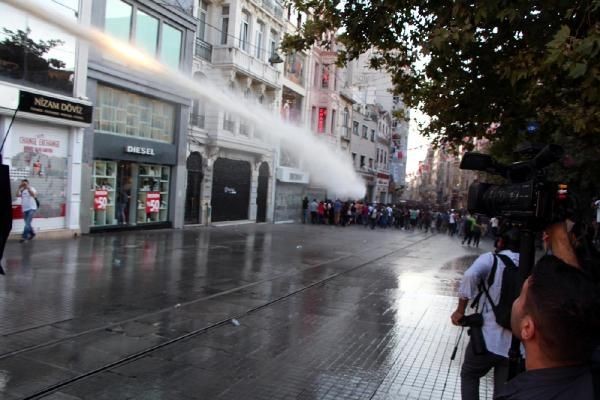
[18,90,93,124]
[318,108,327,133]
[146,192,161,213]
[125,146,156,156]
[94,190,108,210]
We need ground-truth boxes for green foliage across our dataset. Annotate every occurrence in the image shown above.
[282,0,600,196]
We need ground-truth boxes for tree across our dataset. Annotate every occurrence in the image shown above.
[282,0,600,198]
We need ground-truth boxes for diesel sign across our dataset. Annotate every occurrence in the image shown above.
[125,146,156,156]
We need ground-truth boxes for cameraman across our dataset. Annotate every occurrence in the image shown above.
[495,222,600,400]
[451,229,521,400]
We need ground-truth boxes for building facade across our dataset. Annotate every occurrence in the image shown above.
[0,0,91,237]
[185,0,283,224]
[81,0,196,232]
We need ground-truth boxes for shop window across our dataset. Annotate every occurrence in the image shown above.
[137,164,170,224]
[95,85,175,143]
[91,160,117,226]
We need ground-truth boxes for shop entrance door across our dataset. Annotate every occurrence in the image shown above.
[256,162,269,222]
[211,158,251,222]
[184,152,203,224]
[116,162,133,225]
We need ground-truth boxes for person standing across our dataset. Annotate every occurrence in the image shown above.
[16,179,38,242]
[309,198,318,224]
[451,229,521,400]
[302,196,309,224]
[449,210,457,236]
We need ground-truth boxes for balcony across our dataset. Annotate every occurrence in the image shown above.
[195,38,212,62]
[190,113,205,129]
[253,0,284,20]
[212,46,281,87]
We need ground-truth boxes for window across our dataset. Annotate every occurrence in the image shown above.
[160,23,182,69]
[362,125,368,138]
[318,108,327,133]
[198,0,208,41]
[369,158,373,168]
[370,129,375,142]
[105,0,132,41]
[314,63,319,87]
[352,153,356,165]
[343,108,349,129]
[191,72,206,128]
[287,5,291,20]
[360,155,365,168]
[0,0,78,95]
[376,149,380,165]
[255,22,264,59]
[135,10,158,55]
[353,121,359,135]
[269,30,278,58]
[239,12,249,51]
[311,106,316,130]
[297,13,302,28]
[221,6,229,45]
[321,65,329,88]
[95,85,175,143]
[330,109,336,135]
[223,112,234,131]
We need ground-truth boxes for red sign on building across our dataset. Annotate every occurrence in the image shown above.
[94,190,108,211]
[146,192,161,213]
[317,108,327,133]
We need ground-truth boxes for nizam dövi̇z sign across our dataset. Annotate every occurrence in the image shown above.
[18,90,93,124]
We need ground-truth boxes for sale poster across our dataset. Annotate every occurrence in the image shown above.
[94,190,108,211]
[146,192,160,213]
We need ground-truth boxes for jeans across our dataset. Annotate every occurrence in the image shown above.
[23,209,36,239]
[460,340,509,400]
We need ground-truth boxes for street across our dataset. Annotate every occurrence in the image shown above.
[0,224,493,399]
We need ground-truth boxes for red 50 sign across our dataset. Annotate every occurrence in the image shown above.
[94,190,108,210]
[146,192,160,213]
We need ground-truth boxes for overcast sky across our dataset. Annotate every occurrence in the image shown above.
[406,109,431,176]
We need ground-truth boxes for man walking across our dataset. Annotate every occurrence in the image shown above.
[16,179,38,242]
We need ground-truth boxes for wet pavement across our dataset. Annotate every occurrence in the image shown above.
[0,224,494,399]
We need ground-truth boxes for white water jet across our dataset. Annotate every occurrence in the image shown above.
[2,0,366,199]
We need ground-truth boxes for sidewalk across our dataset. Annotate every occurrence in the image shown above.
[0,224,493,399]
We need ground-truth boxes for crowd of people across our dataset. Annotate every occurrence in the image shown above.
[301,197,497,247]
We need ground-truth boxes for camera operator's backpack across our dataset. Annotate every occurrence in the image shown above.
[474,253,520,330]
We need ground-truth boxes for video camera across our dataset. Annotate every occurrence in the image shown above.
[460,144,569,227]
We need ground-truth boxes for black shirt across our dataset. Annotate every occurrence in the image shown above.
[495,365,595,400]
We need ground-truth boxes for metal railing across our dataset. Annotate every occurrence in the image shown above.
[195,38,212,62]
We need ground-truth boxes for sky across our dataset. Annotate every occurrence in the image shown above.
[406,108,431,176]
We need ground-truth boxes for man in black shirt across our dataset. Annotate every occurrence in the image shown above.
[495,223,600,399]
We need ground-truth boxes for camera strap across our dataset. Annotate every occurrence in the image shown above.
[471,254,499,311]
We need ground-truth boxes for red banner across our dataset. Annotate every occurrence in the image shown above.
[94,190,108,211]
[146,192,160,213]
[318,108,327,133]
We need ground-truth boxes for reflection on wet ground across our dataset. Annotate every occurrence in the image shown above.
[0,224,492,399]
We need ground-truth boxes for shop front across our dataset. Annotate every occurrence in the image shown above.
[89,134,177,230]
